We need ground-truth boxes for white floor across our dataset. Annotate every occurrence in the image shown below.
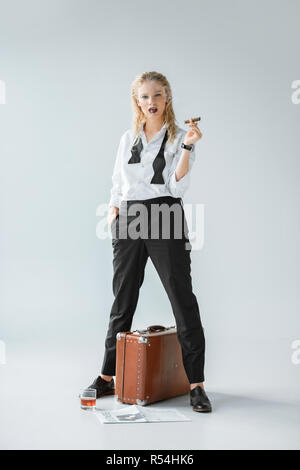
[1,338,299,450]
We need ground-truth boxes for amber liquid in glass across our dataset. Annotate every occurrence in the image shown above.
[81,397,96,409]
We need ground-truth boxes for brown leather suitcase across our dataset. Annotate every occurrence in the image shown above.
[115,325,190,406]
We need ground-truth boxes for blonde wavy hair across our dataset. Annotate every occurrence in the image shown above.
[130,71,177,146]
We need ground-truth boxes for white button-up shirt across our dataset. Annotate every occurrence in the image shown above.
[108,122,196,208]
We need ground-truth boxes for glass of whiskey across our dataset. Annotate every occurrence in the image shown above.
[80,388,96,410]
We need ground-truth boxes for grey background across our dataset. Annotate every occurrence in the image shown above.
[0,0,299,450]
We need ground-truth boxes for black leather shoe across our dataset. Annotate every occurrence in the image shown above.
[88,376,115,399]
[190,386,212,412]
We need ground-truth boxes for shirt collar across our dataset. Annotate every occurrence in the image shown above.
[139,122,168,147]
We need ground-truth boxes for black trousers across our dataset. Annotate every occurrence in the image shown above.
[101,196,205,383]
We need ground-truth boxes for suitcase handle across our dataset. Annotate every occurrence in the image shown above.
[131,325,175,335]
[147,325,167,332]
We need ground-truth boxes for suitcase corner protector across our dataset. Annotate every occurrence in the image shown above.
[138,336,149,344]
[136,398,148,406]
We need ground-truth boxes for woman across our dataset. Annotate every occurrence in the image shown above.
[87,71,212,413]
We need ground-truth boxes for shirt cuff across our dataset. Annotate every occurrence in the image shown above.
[108,195,121,208]
[168,170,190,198]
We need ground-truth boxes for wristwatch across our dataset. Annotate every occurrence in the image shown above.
[181,142,194,151]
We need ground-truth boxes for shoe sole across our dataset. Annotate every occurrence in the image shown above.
[192,407,212,413]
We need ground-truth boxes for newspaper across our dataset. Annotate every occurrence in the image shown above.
[95,405,191,424]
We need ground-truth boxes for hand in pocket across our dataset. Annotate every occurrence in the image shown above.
[107,208,119,227]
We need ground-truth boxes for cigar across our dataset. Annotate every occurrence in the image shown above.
[184,117,201,124]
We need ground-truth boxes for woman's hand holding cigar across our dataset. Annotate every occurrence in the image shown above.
[184,117,202,146]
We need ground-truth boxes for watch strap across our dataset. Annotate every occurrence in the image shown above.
[181,142,194,151]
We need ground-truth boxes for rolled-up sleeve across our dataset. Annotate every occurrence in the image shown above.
[108,134,125,208]
[167,134,196,198]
